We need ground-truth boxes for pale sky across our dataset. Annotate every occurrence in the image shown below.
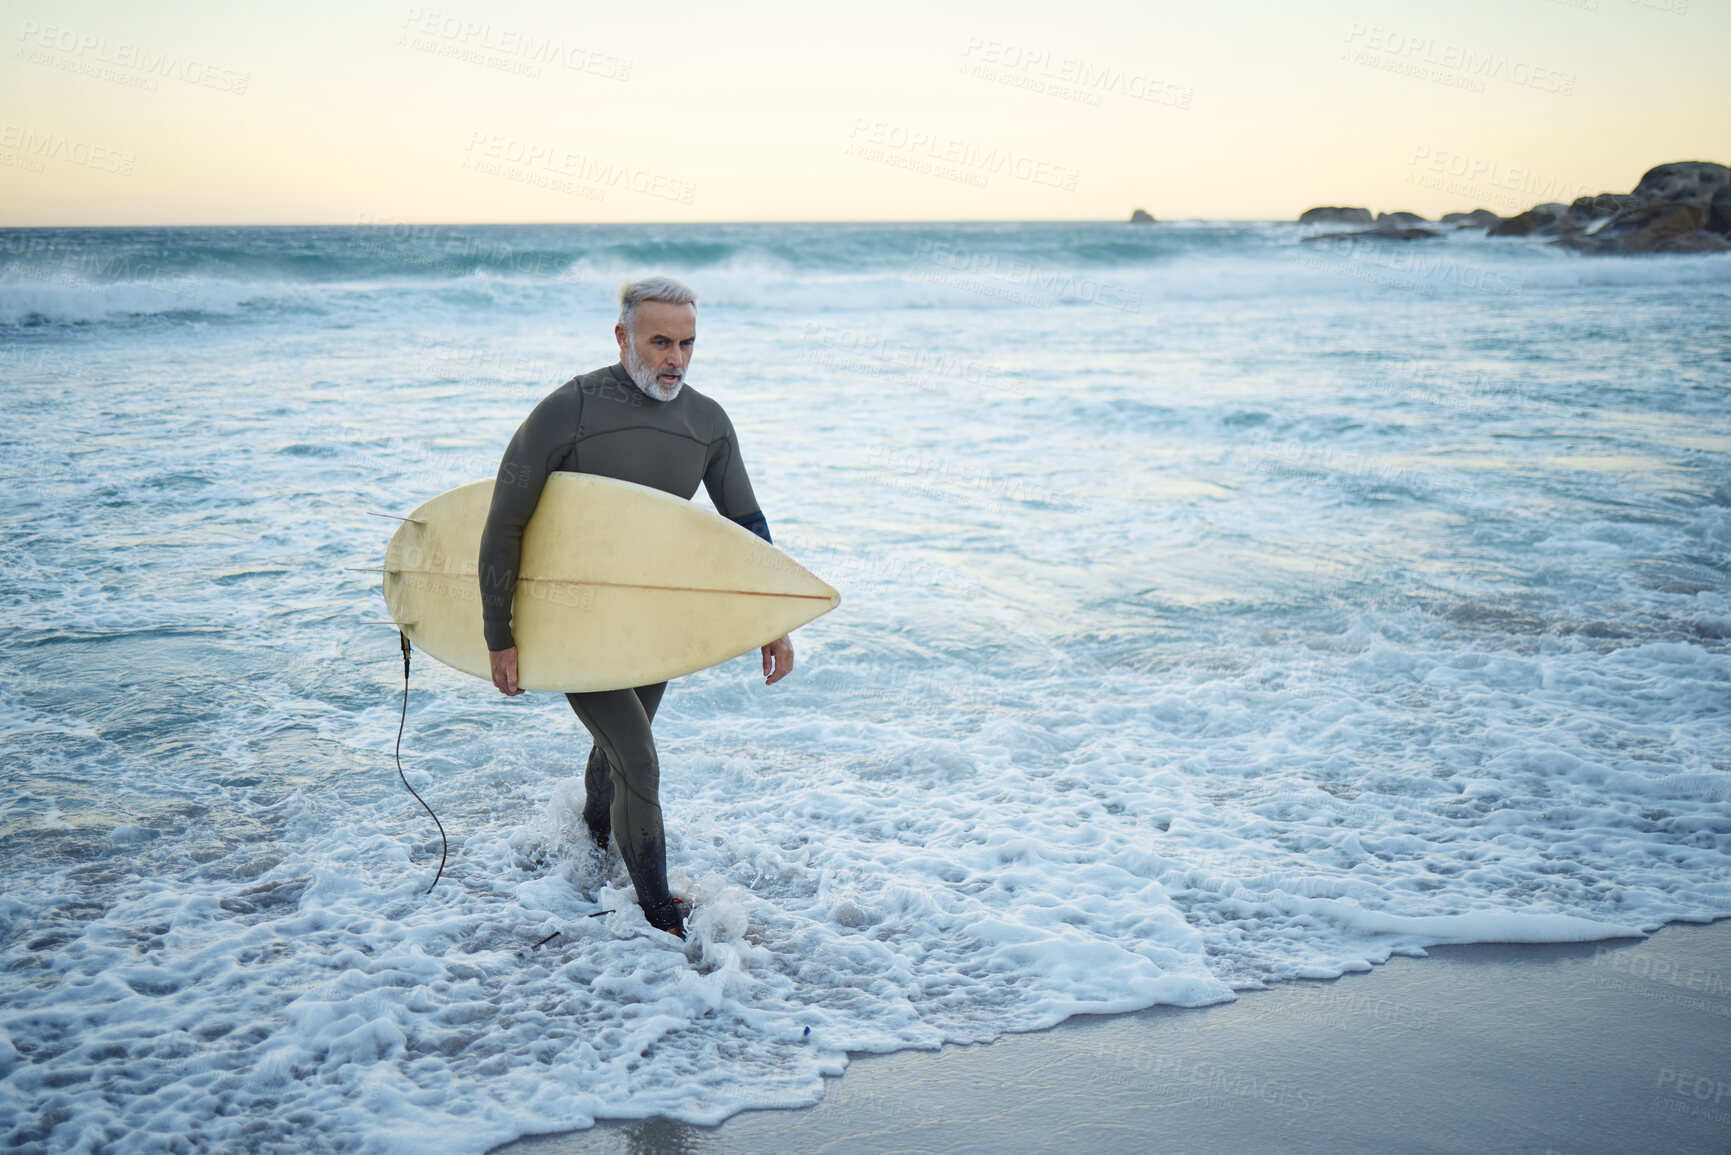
[1,0,1725,225]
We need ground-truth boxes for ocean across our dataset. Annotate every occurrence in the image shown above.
[2,221,1728,1152]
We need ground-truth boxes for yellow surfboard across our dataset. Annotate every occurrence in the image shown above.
[382,474,839,692]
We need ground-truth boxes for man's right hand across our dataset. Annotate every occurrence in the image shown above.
[490,646,523,696]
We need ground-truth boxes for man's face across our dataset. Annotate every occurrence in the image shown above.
[615,301,696,401]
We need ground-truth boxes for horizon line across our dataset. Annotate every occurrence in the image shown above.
[0,214,1475,230]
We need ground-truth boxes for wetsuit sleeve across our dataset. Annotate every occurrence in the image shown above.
[702,407,770,543]
[732,510,771,543]
[478,388,580,651]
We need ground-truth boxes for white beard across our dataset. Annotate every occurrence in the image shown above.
[624,343,684,402]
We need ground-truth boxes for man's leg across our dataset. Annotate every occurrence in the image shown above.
[579,745,612,849]
[572,682,668,849]
[565,683,682,936]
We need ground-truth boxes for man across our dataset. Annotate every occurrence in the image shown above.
[477,275,793,941]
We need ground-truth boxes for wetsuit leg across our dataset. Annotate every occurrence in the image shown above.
[634,681,668,723]
[580,745,612,846]
[574,683,667,846]
[565,683,672,911]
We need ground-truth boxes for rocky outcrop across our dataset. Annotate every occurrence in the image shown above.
[1301,226,1440,243]
[1540,163,1731,254]
[1709,185,1731,234]
[1440,209,1500,227]
[1487,204,1568,237]
[1556,193,1635,232]
[1552,202,1707,255]
[1297,161,1729,255]
[1129,208,1155,224]
[1629,162,1729,210]
[1654,230,1731,254]
[1513,166,1726,250]
[1299,206,1373,225]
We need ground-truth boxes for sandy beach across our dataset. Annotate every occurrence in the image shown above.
[496,918,1731,1155]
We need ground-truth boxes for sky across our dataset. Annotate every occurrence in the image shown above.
[1,0,1726,225]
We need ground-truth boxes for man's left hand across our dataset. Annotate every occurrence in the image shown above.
[761,635,794,685]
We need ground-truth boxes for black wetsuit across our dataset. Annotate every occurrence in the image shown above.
[478,362,770,921]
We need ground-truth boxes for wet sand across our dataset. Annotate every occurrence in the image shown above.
[493,919,1731,1155]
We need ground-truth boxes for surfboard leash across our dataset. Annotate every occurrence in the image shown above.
[395,630,448,893]
[531,906,619,950]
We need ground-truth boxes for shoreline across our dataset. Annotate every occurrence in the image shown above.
[494,918,1731,1155]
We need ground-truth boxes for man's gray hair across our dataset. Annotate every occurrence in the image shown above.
[618,275,699,333]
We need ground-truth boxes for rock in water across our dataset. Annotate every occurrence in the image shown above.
[1629,162,1730,210]
[1436,161,1730,254]
[1654,230,1731,254]
[1298,206,1372,225]
[1129,208,1155,224]
[1440,209,1501,228]
[1487,203,1568,237]
[1556,193,1636,233]
[1553,202,1708,255]
[1301,226,1441,243]
[1708,185,1731,234]
[1375,211,1428,226]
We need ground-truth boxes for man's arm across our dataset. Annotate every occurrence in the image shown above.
[701,405,794,685]
[478,386,580,693]
[700,406,766,540]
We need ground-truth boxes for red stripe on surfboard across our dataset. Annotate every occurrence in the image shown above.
[387,570,835,602]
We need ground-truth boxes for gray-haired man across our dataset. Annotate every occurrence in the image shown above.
[478,275,792,940]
